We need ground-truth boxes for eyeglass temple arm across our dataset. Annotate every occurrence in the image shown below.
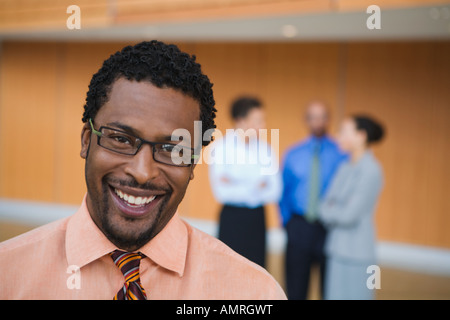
[89,118,102,137]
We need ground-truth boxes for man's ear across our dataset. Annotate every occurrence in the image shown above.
[189,164,196,180]
[80,122,91,159]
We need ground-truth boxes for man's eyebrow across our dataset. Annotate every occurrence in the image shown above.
[106,121,137,134]
[106,121,181,142]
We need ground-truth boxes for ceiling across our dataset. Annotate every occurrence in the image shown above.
[1,4,449,42]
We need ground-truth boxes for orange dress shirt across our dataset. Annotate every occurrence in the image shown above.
[0,195,286,300]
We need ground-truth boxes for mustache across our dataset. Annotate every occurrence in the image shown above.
[103,175,172,193]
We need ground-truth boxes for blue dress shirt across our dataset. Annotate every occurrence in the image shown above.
[279,136,347,226]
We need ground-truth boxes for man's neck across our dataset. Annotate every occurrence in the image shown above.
[311,133,327,140]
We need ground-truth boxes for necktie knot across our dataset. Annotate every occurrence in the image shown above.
[110,250,143,283]
[110,250,147,300]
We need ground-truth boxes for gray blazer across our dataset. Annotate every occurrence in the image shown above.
[318,150,383,262]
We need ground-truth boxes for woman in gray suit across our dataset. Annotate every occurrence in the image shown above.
[319,115,384,300]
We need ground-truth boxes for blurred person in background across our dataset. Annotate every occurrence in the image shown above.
[208,97,282,268]
[319,115,384,300]
[279,101,347,300]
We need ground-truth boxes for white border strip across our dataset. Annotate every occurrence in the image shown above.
[376,241,450,276]
[0,198,77,225]
[1,199,450,276]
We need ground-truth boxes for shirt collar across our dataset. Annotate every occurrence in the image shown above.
[308,135,331,144]
[139,211,187,277]
[65,194,187,277]
[307,135,330,151]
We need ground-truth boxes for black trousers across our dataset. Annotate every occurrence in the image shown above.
[285,214,327,300]
[218,204,266,268]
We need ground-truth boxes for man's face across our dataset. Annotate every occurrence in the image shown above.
[243,108,266,131]
[80,78,199,251]
[305,102,329,137]
[235,108,266,138]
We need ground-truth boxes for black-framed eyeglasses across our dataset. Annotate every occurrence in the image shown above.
[89,119,198,167]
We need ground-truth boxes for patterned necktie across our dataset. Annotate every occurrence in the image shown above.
[305,142,321,223]
[110,250,147,300]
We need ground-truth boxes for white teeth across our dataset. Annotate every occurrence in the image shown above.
[114,188,157,206]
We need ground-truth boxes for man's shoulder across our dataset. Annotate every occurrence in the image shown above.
[282,144,302,163]
[181,220,286,299]
[285,139,309,154]
[0,217,69,254]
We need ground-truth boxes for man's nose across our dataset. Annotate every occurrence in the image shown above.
[123,144,160,185]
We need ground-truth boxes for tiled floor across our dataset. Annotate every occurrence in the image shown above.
[1,220,450,300]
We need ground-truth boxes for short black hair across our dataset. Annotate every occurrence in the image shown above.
[353,115,385,144]
[82,40,216,146]
[230,96,262,120]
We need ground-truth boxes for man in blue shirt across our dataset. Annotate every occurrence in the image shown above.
[279,101,346,299]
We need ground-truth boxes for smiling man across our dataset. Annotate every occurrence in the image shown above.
[0,41,286,300]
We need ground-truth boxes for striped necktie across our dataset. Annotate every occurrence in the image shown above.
[110,250,147,300]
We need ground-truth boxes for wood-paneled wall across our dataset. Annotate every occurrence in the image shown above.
[342,42,450,248]
[1,41,449,249]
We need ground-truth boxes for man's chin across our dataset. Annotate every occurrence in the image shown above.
[99,190,172,251]
[101,217,155,251]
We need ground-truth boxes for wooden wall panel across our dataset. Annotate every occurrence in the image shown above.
[262,43,342,151]
[0,42,60,201]
[343,42,450,248]
[431,42,450,247]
